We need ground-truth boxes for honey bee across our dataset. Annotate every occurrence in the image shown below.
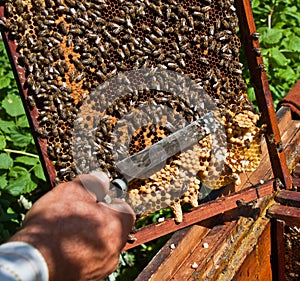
[222,19,230,29]
[193,11,204,20]
[116,48,125,59]
[251,32,261,40]
[76,73,84,82]
[144,37,154,50]
[207,24,214,36]
[165,27,174,33]
[114,16,125,24]
[113,25,124,35]
[150,34,161,44]
[253,47,262,56]
[77,17,89,27]
[257,64,266,72]
[137,5,145,16]
[27,96,36,109]
[5,3,14,16]
[198,57,209,65]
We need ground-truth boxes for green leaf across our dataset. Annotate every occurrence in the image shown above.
[0,120,16,134]
[6,173,38,196]
[251,0,260,9]
[0,153,13,170]
[293,27,300,36]
[0,135,6,150]
[277,66,295,81]
[0,77,11,90]
[8,166,28,178]
[284,35,300,52]
[10,127,33,147]
[15,156,39,166]
[0,213,19,222]
[270,48,289,66]
[247,87,256,103]
[0,174,8,189]
[7,208,15,216]
[33,164,46,181]
[284,6,300,23]
[6,71,15,79]
[261,48,269,57]
[2,93,25,117]
[263,29,283,44]
[17,115,30,128]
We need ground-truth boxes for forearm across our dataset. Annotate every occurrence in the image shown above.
[0,174,135,281]
[0,241,48,281]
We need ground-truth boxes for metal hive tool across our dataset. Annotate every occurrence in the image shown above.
[1,0,263,222]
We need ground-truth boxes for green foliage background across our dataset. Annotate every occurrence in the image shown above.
[245,0,300,107]
[0,0,299,279]
[0,42,49,242]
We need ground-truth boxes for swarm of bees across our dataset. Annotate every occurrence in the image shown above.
[1,0,263,221]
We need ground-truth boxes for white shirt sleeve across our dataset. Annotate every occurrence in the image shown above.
[0,242,49,281]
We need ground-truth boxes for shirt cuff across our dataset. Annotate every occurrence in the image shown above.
[0,241,49,281]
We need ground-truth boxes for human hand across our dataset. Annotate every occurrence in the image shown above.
[9,172,135,281]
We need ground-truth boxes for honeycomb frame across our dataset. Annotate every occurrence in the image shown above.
[0,0,281,223]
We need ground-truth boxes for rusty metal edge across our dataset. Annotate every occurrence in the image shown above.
[124,179,276,250]
[235,0,293,189]
[0,6,57,187]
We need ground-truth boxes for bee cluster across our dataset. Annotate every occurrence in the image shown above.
[1,0,262,221]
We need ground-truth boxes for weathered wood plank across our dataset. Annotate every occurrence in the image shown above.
[292,178,300,188]
[276,106,293,132]
[214,217,271,281]
[279,116,300,172]
[293,164,300,177]
[135,225,210,281]
[275,190,300,207]
[267,205,300,227]
[174,221,238,280]
[293,161,300,188]
[231,221,272,281]
[271,219,286,281]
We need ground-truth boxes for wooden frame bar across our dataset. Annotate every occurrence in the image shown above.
[268,190,300,227]
[0,7,57,186]
[124,179,276,250]
[270,219,286,281]
[275,190,300,208]
[268,205,300,228]
[235,0,292,189]
[268,189,300,281]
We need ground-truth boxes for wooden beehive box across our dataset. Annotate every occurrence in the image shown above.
[135,102,300,280]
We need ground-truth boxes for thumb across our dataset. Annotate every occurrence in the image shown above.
[77,171,110,201]
[107,198,135,217]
